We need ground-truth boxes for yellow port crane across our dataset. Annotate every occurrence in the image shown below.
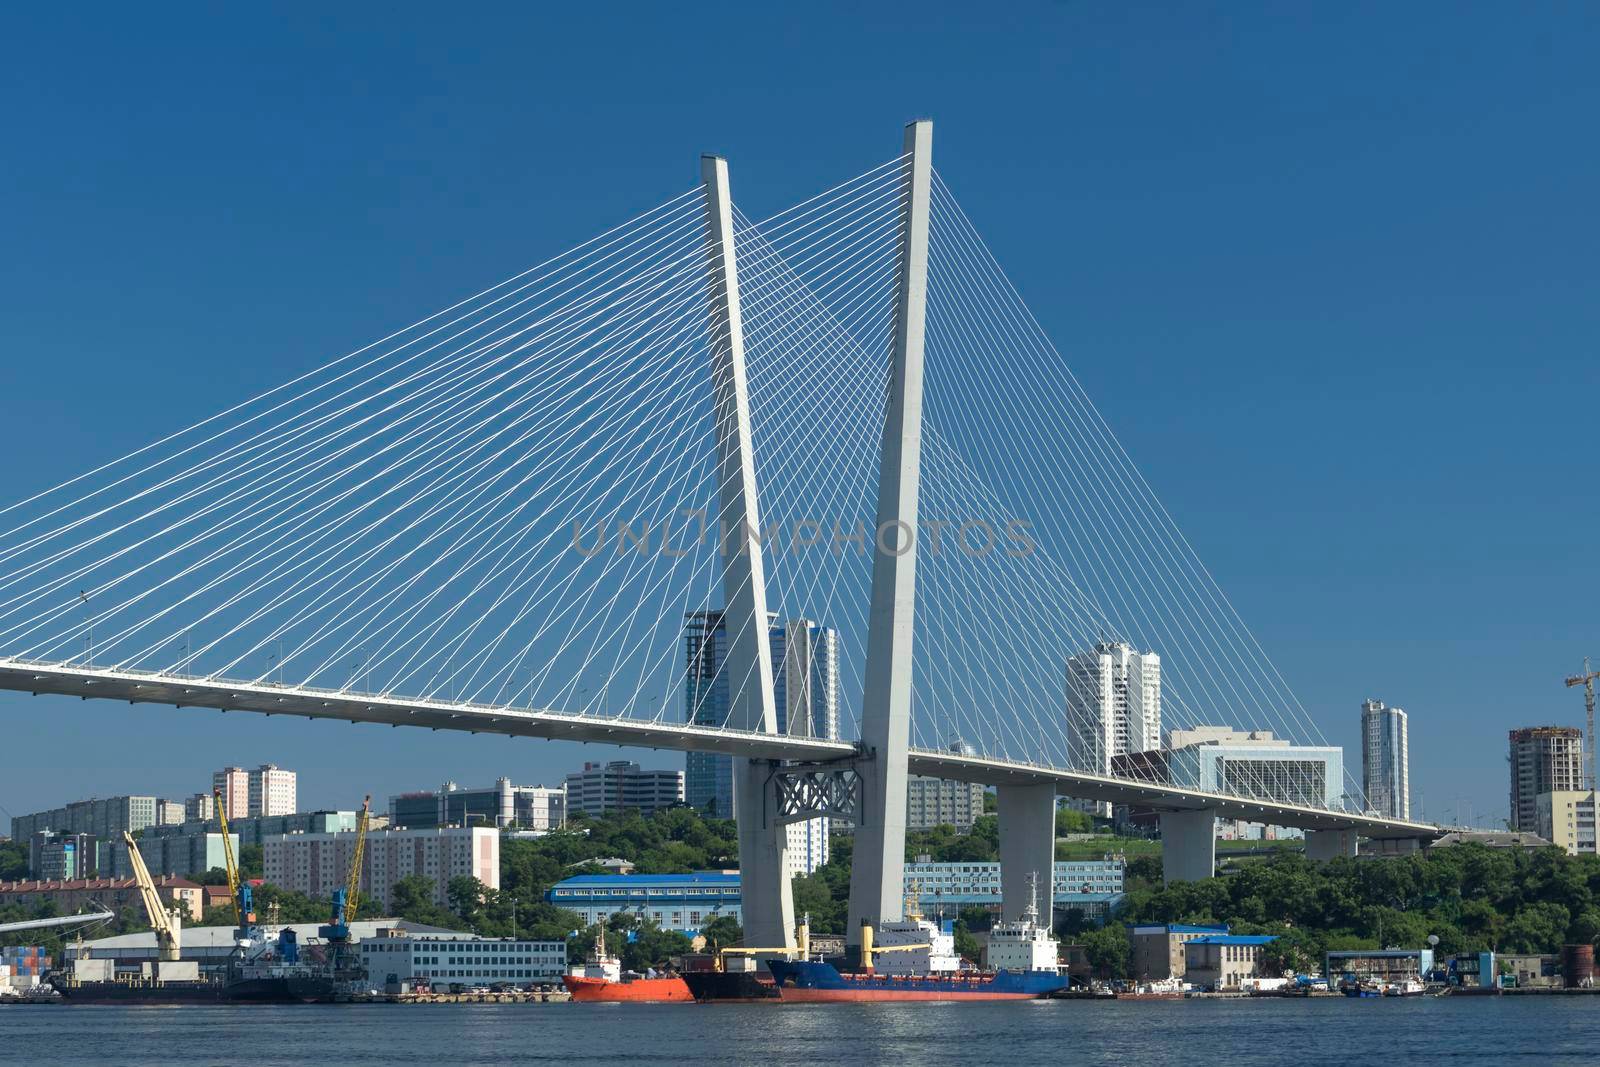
[322,795,371,941]
[121,831,181,962]
[345,795,372,926]
[213,789,254,934]
[1566,656,1598,791]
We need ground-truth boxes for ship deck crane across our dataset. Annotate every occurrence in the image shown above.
[121,831,180,962]
[1566,656,1598,791]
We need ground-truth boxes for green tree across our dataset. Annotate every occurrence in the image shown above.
[1081,923,1130,979]
[0,840,28,880]
[391,875,449,925]
[952,920,982,962]
[1056,907,1090,939]
[700,914,742,953]
[447,875,493,929]
[1568,907,1600,947]
[1503,902,1571,954]
[239,843,264,879]
[1055,807,1093,836]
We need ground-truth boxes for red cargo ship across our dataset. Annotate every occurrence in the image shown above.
[561,928,692,1003]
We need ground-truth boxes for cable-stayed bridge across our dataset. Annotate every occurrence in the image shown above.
[0,121,1435,953]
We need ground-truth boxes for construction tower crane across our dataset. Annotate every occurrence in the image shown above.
[213,789,255,939]
[121,831,180,962]
[320,795,371,942]
[1566,656,1598,791]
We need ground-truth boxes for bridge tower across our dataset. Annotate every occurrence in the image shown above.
[701,154,794,950]
[847,120,934,948]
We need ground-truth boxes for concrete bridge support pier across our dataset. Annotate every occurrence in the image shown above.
[1160,809,1217,883]
[997,783,1057,920]
[1306,829,1360,862]
[847,119,934,953]
[701,153,793,952]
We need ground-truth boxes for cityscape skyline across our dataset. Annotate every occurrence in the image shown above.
[1,6,1596,832]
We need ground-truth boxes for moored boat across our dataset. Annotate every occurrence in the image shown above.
[1383,976,1427,997]
[680,968,780,1003]
[561,928,692,1003]
[768,960,1068,1001]
[1338,973,1384,998]
[768,874,1068,1003]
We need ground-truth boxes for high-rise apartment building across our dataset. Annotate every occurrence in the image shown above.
[1065,641,1161,817]
[11,796,164,842]
[1360,699,1410,819]
[184,793,215,823]
[212,764,297,818]
[1536,790,1597,856]
[250,764,297,817]
[1509,727,1585,832]
[905,740,987,832]
[264,825,498,909]
[683,611,841,875]
[212,767,250,820]
[28,831,101,880]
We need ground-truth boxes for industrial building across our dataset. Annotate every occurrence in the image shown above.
[1325,948,1435,983]
[547,872,741,933]
[563,761,683,819]
[1064,641,1162,818]
[63,919,455,975]
[1536,789,1597,855]
[388,778,566,831]
[0,875,204,922]
[359,930,567,987]
[903,859,1125,920]
[1128,922,1230,980]
[1183,933,1278,990]
[265,825,497,910]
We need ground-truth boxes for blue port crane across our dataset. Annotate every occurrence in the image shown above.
[319,795,371,943]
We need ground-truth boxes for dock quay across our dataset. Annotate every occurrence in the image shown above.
[342,990,572,1004]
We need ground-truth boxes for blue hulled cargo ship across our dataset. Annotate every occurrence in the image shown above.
[767,959,1068,1001]
[768,876,1069,1002]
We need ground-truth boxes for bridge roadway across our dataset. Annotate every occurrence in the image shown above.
[0,658,1437,840]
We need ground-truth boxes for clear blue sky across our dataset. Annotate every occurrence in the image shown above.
[2,3,1596,828]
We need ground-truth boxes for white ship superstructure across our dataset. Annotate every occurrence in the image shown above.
[870,894,961,974]
[985,873,1061,974]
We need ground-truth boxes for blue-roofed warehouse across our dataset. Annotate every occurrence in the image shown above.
[1128,923,1230,980]
[547,872,741,934]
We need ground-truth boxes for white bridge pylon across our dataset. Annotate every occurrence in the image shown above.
[0,121,1441,928]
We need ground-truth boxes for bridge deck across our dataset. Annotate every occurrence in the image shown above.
[0,659,1436,839]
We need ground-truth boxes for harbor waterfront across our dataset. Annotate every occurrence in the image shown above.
[1,999,1597,1066]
